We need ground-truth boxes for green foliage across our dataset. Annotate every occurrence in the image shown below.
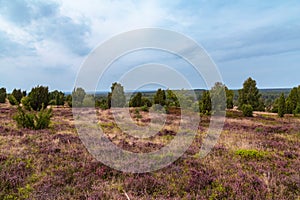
[271,97,279,113]
[49,90,65,106]
[95,98,108,110]
[8,95,18,105]
[293,104,300,116]
[108,82,126,108]
[21,96,31,110]
[241,104,253,117]
[166,89,179,107]
[285,86,300,114]
[129,92,142,107]
[235,149,268,160]
[210,82,226,112]
[278,93,285,117]
[141,97,152,107]
[13,106,35,129]
[66,95,72,107]
[200,90,211,115]
[225,87,234,109]
[82,95,95,107]
[154,88,166,106]
[13,106,52,130]
[72,87,86,107]
[34,107,53,130]
[238,77,264,111]
[12,89,25,103]
[141,105,149,112]
[28,86,49,111]
[0,87,7,103]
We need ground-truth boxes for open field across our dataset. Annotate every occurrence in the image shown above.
[0,102,299,199]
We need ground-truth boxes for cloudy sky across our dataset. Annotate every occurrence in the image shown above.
[0,0,299,92]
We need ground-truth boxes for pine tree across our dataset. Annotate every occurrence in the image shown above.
[278,93,285,117]
[108,82,126,108]
[238,77,263,111]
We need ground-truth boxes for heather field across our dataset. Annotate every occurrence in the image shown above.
[0,102,299,199]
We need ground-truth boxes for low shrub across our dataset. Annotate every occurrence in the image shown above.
[141,105,149,112]
[242,104,253,117]
[235,149,268,160]
[13,106,52,130]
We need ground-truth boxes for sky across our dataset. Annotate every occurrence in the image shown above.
[0,0,299,92]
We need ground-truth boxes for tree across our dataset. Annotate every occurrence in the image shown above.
[285,87,299,114]
[154,88,166,106]
[12,89,24,103]
[200,90,211,115]
[72,87,86,107]
[166,89,179,107]
[210,82,226,112]
[129,92,142,107]
[278,93,285,117]
[8,95,18,105]
[0,87,6,103]
[238,77,263,111]
[225,87,234,109]
[28,86,49,111]
[141,97,152,107]
[49,90,65,106]
[82,95,95,107]
[108,82,126,108]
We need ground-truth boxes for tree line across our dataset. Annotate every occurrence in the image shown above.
[1,77,300,119]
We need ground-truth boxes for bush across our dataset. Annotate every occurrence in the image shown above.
[8,95,18,105]
[21,96,31,110]
[13,106,52,130]
[242,104,253,117]
[49,90,65,106]
[28,86,49,111]
[13,106,35,129]
[35,107,53,129]
[141,105,149,112]
[12,89,25,103]
[95,99,108,110]
[66,95,72,107]
[0,87,6,103]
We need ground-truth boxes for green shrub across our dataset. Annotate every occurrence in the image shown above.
[49,90,65,106]
[21,96,31,110]
[8,95,18,105]
[13,107,35,129]
[12,89,25,103]
[242,104,253,117]
[28,86,49,111]
[235,149,268,160]
[35,107,53,129]
[13,106,52,130]
[0,87,6,103]
[141,105,149,112]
